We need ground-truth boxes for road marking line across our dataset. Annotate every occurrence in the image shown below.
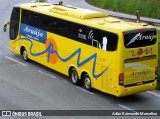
[38,70,56,78]
[5,56,27,66]
[147,91,160,98]
[76,86,94,95]
[118,104,134,111]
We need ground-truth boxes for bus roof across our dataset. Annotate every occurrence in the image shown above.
[19,3,155,32]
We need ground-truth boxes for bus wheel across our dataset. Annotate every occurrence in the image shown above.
[83,74,92,91]
[70,68,80,86]
[22,48,29,62]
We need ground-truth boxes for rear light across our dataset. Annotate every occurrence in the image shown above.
[155,67,158,79]
[119,73,124,85]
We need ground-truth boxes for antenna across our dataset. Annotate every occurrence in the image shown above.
[136,11,140,23]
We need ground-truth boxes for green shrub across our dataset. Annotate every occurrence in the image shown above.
[87,0,160,19]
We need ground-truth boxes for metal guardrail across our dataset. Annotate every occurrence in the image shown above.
[111,15,160,27]
[84,0,160,26]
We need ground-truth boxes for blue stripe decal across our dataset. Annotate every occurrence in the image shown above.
[19,37,111,79]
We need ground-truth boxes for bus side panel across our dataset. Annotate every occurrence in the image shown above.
[10,7,119,96]
[100,68,118,95]
[22,31,118,94]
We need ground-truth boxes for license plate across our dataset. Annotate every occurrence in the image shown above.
[137,81,144,85]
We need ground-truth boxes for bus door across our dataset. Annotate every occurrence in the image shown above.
[122,29,157,87]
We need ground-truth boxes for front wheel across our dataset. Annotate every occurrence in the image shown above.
[22,48,29,62]
[83,74,92,91]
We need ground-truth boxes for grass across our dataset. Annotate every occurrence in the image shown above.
[87,0,160,19]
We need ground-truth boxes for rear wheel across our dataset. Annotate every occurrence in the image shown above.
[22,48,29,62]
[83,74,92,91]
[69,68,80,85]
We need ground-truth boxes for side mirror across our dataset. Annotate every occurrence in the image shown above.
[3,22,10,32]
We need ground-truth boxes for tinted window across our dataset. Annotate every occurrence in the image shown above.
[93,29,118,51]
[22,9,45,30]
[67,22,92,44]
[54,20,66,29]
[124,29,157,48]
[67,22,118,51]
[21,9,118,51]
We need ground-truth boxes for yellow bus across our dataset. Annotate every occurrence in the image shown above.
[4,1,158,97]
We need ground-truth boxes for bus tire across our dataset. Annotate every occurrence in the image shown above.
[22,48,29,62]
[83,74,92,91]
[69,68,80,86]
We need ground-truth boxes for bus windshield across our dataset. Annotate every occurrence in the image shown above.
[124,28,157,48]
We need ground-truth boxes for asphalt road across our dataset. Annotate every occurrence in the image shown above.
[0,0,160,119]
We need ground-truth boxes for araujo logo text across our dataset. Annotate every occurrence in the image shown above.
[132,69,151,76]
[24,26,43,38]
[126,33,156,46]
[20,24,47,44]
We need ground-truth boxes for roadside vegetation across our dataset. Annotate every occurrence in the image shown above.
[87,0,160,19]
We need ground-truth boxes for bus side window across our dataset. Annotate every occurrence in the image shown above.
[22,9,48,31]
[68,22,79,35]
[54,20,66,29]
[29,12,44,30]
[106,34,118,51]
[10,7,20,40]
[67,22,90,44]
[42,16,54,30]
[21,9,31,25]
[94,29,118,51]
